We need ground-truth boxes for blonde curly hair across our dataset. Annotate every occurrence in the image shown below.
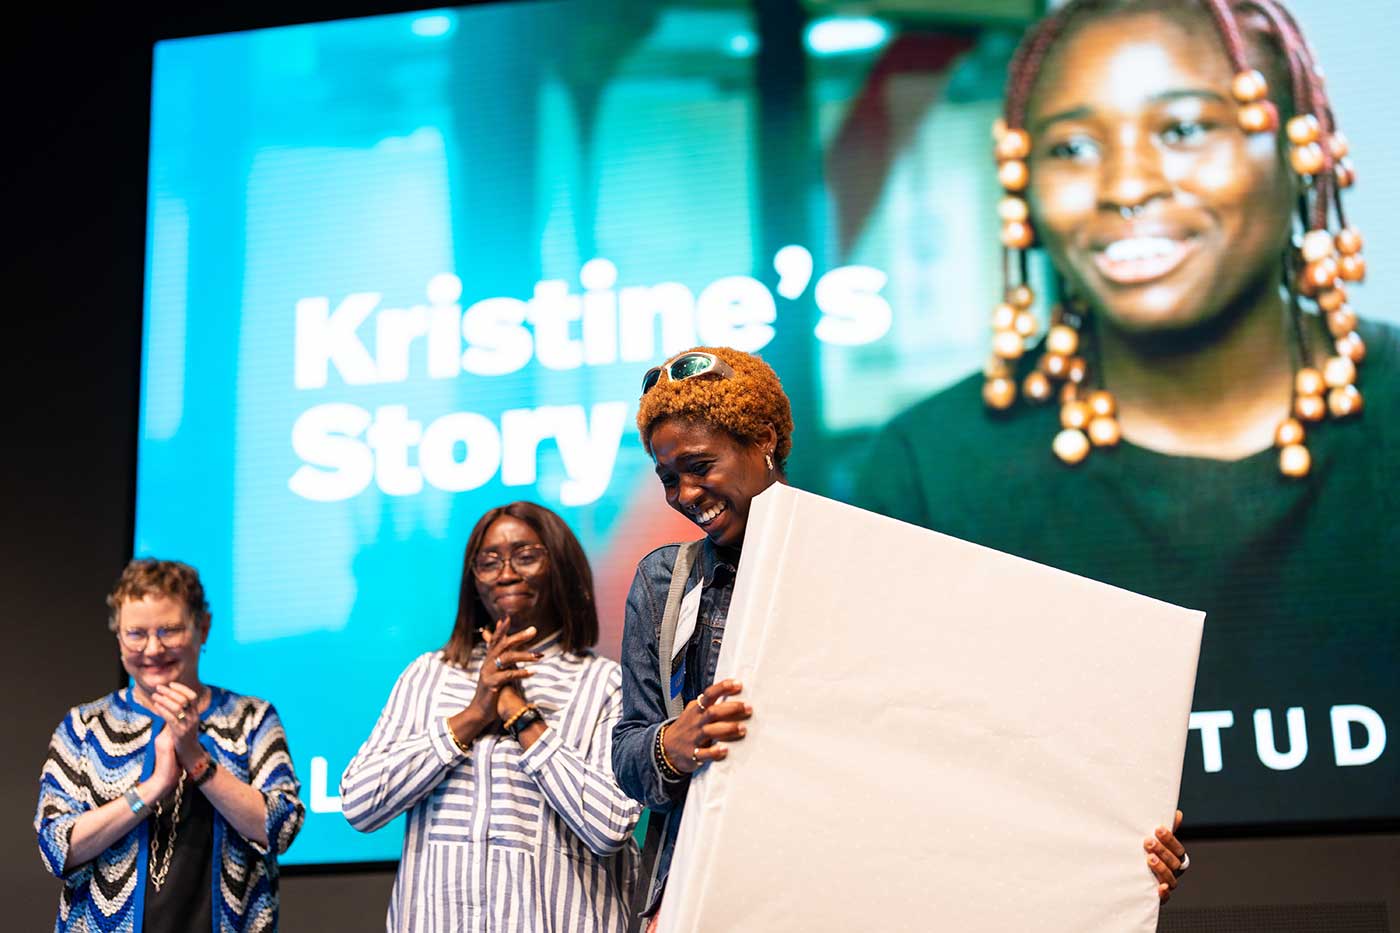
[636,346,794,469]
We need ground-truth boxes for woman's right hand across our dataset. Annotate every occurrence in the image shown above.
[147,725,182,798]
[663,678,752,774]
[465,617,540,725]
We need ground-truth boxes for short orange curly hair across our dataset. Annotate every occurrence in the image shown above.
[106,558,212,632]
[636,346,794,469]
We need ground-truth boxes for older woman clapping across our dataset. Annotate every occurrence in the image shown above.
[35,558,304,933]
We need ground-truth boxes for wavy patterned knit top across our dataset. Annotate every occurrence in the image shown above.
[35,686,305,932]
[340,635,640,932]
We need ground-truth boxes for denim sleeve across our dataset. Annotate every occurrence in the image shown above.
[611,553,687,811]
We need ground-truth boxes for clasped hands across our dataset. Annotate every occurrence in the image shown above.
[469,617,542,724]
[147,682,207,795]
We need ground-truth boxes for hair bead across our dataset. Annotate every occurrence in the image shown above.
[999,196,1031,224]
[1335,228,1363,255]
[1278,443,1311,477]
[1295,367,1326,397]
[1327,384,1363,418]
[1336,331,1367,363]
[1238,100,1279,134]
[1326,306,1358,338]
[1060,400,1091,430]
[1294,394,1326,422]
[1087,416,1121,447]
[1286,114,1321,145]
[1338,254,1366,283]
[1289,141,1326,175]
[1052,428,1091,464]
[1046,324,1079,357]
[1274,418,1305,447]
[995,128,1032,162]
[998,159,1030,191]
[1231,68,1269,101]
[1334,157,1356,188]
[1316,286,1348,312]
[983,376,1017,410]
[1300,229,1334,263]
[1023,370,1053,403]
[992,329,1025,360]
[1001,221,1035,249]
[1323,355,1357,388]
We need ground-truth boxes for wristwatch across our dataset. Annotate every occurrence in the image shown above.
[505,706,543,741]
[189,752,219,788]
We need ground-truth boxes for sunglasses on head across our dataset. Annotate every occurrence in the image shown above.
[641,352,736,395]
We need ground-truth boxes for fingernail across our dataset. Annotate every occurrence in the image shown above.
[744,705,753,715]
[533,652,544,659]
[1144,840,1155,850]
[1148,856,1159,865]
[736,726,747,737]
[1156,828,1167,837]
[525,626,536,634]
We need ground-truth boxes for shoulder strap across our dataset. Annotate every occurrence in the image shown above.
[657,539,703,720]
[629,539,706,932]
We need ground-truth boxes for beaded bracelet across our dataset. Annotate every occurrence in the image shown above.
[502,704,538,734]
[655,723,683,782]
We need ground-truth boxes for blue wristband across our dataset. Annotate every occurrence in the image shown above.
[124,788,146,814]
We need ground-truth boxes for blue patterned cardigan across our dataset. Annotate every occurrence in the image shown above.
[35,686,304,932]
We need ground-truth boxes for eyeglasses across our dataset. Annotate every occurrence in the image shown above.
[641,352,735,396]
[117,625,192,652]
[472,545,549,581]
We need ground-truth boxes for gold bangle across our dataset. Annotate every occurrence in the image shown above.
[444,716,471,754]
[658,723,683,777]
[501,704,537,733]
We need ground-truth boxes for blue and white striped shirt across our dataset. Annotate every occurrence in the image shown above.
[341,637,640,932]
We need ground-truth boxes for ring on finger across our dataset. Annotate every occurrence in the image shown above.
[494,657,506,670]
[177,710,187,722]
[695,694,708,713]
[692,746,700,764]
[1174,853,1190,876]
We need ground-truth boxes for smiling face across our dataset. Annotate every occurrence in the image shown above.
[1026,9,1294,335]
[116,594,207,703]
[649,417,776,549]
[472,515,552,632]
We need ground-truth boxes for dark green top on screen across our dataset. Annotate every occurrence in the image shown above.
[853,319,1400,828]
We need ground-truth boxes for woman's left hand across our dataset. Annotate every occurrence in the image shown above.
[1145,809,1189,903]
[150,682,206,770]
[479,626,530,721]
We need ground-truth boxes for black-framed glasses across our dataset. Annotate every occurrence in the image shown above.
[117,625,192,652]
[641,351,736,395]
[472,545,549,581]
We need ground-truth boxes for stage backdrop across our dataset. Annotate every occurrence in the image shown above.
[136,0,1399,865]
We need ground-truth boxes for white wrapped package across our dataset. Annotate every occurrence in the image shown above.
[659,484,1204,933]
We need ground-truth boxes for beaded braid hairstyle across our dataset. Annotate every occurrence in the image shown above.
[984,0,1365,477]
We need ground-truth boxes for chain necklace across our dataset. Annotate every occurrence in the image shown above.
[148,772,185,890]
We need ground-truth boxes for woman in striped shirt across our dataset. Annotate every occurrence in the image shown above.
[341,501,641,932]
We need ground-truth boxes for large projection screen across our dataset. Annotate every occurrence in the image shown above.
[138,1,1399,865]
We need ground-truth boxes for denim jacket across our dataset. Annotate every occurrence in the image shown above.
[611,537,738,912]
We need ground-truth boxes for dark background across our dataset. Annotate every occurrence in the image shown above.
[3,3,1396,930]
